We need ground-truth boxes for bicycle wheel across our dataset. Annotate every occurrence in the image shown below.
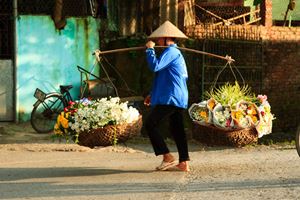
[31,94,66,133]
[296,125,300,157]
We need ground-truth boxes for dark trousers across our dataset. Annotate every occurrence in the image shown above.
[145,105,190,162]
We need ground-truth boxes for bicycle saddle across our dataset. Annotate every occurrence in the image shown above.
[60,85,73,93]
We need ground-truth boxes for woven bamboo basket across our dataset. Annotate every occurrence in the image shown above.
[77,115,143,148]
[192,122,258,147]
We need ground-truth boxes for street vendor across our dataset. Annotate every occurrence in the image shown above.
[144,20,190,172]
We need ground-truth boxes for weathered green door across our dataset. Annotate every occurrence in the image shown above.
[0,0,14,121]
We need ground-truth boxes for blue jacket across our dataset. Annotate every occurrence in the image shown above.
[146,44,188,109]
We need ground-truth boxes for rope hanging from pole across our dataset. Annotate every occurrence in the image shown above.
[92,45,235,99]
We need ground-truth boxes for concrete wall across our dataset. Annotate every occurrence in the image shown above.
[0,60,14,121]
[272,0,300,21]
[16,16,99,121]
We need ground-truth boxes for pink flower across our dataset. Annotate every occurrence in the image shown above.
[69,101,75,106]
[71,109,78,114]
[226,119,231,127]
[257,95,267,104]
[64,107,69,112]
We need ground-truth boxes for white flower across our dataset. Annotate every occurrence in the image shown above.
[69,97,140,132]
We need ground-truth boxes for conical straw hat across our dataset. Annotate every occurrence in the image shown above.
[148,20,188,39]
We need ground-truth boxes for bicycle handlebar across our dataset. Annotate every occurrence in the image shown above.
[77,65,101,80]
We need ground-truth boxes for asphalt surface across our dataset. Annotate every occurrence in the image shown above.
[0,122,300,200]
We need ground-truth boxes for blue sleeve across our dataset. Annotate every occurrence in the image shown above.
[146,48,176,72]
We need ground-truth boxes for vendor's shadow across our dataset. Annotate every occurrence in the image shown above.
[0,167,153,181]
[121,136,236,153]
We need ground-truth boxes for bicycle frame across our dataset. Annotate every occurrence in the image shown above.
[33,86,73,106]
[31,85,73,133]
[59,88,73,105]
[33,91,65,107]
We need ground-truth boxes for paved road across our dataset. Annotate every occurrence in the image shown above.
[0,143,299,200]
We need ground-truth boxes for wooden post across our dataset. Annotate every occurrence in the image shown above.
[260,0,272,27]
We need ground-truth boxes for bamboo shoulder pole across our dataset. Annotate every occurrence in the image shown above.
[94,46,235,63]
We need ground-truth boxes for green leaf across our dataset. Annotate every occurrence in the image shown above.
[205,81,256,108]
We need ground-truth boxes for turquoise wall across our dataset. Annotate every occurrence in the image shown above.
[16,16,100,121]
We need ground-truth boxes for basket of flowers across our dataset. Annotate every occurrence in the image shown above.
[54,97,142,148]
[189,82,275,147]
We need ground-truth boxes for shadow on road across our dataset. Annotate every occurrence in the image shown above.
[0,167,154,181]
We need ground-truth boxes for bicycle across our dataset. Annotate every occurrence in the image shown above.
[30,62,110,134]
[31,85,73,133]
[30,64,113,133]
[296,124,300,157]
[30,50,143,133]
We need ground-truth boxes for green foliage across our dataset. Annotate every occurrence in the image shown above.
[258,131,296,145]
[205,81,256,108]
[112,126,118,146]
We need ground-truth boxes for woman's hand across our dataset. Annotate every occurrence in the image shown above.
[144,95,151,106]
[146,41,155,49]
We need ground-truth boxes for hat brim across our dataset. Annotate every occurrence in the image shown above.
[148,21,188,39]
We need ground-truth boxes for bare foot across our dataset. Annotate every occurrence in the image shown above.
[163,153,175,162]
[155,153,176,171]
[176,161,190,172]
